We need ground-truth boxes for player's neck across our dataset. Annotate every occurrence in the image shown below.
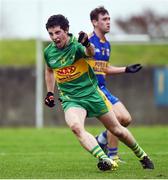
[94,29,106,41]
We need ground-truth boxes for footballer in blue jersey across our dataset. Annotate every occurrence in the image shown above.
[89,6,145,163]
[88,31,119,105]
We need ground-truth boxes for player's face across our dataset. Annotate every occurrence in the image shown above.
[96,13,110,34]
[48,26,68,49]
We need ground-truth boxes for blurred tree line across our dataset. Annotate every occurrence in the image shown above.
[115,9,168,39]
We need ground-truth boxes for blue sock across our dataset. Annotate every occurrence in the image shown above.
[96,130,107,148]
[107,147,118,159]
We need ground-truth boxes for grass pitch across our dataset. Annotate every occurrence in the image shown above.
[0,126,168,179]
[0,39,168,66]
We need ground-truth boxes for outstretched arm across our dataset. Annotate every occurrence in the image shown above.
[103,66,126,74]
[104,64,142,75]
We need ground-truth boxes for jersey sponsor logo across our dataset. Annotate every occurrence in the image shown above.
[54,59,88,83]
[56,72,81,83]
[95,61,107,70]
[57,66,76,75]
[87,59,108,74]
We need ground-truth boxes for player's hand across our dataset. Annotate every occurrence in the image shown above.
[78,31,90,47]
[125,64,142,73]
[45,92,55,108]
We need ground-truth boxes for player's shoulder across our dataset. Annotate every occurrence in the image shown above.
[106,39,110,46]
[88,32,94,38]
[44,42,54,56]
[68,33,78,43]
[88,32,96,40]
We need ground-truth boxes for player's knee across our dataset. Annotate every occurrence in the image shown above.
[119,114,132,127]
[122,114,132,127]
[71,123,82,136]
[112,126,125,139]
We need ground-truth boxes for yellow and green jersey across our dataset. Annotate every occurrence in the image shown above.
[44,34,98,98]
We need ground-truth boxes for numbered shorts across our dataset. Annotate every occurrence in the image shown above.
[61,88,112,118]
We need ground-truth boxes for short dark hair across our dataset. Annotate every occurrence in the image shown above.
[46,14,69,31]
[90,6,109,21]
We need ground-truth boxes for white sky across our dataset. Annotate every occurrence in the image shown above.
[0,0,168,39]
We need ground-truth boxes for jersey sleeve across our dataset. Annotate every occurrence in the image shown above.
[43,49,51,68]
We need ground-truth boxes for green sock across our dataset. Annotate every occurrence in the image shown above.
[90,145,108,159]
[130,142,147,159]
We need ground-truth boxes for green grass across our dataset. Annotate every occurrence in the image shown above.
[0,126,168,179]
[0,39,36,66]
[110,44,168,66]
[0,39,168,66]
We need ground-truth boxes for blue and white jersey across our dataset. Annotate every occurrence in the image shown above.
[88,31,111,87]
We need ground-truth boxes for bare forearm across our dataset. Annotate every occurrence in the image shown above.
[45,66,55,93]
[85,43,95,57]
[106,64,143,74]
[105,66,126,74]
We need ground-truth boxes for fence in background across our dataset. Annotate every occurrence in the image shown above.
[0,66,167,127]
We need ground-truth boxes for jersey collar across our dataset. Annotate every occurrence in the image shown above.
[93,31,106,43]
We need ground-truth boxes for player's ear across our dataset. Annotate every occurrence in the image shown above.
[92,20,98,27]
[65,27,69,34]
